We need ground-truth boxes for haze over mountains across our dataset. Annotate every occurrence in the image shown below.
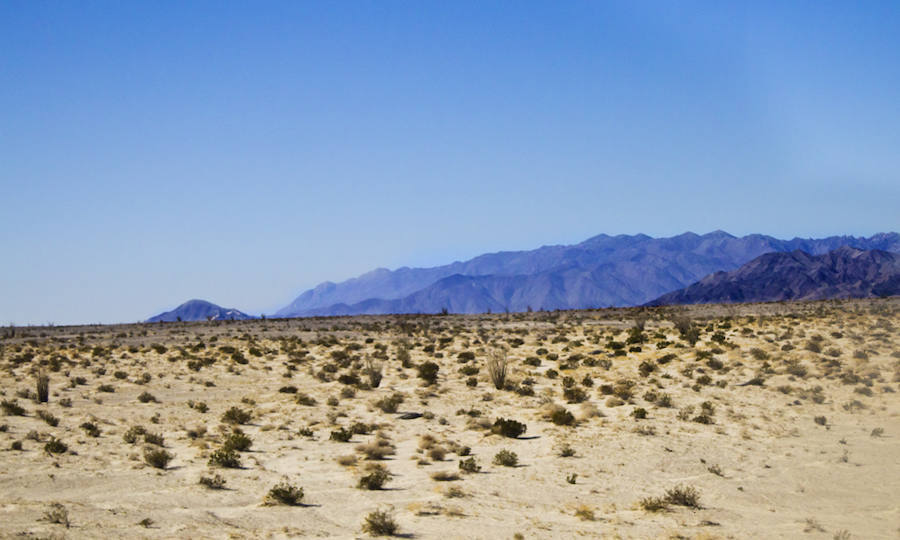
[647,247,900,306]
[147,231,900,321]
[275,231,900,317]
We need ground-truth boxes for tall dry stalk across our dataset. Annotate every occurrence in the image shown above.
[486,348,508,390]
[36,372,49,403]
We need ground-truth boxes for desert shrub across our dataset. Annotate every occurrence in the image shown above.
[223,430,252,452]
[706,357,724,370]
[358,464,390,490]
[137,391,158,403]
[493,449,518,467]
[417,361,440,385]
[143,431,164,446]
[296,393,317,406]
[431,470,460,481]
[98,384,115,393]
[37,410,59,427]
[278,385,298,394]
[123,425,147,444]
[338,372,361,386]
[458,457,481,473]
[524,356,541,367]
[814,415,827,426]
[80,422,101,437]
[2,399,26,416]
[208,448,242,468]
[459,365,479,376]
[375,392,404,413]
[486,348,509,390]
[356,438,396,460]
[365,358,383,388]
[362,509,398,536]
[563,386,587,403]
[330,427,353,442]
[655,393,673,408]
[492,418,526,438]
[550,407,576,426]
[428,446,446,461]
[44,437,67,454]
[221,406,251,425]
[43,502,69,528]
[558,443,576,457]
[664,485,701,508]
[638,361,656,377]
[36,373,49,403]
[639,496,668,512]
[199,474,227,489]
[144,448,173,469]
[658,353,676,364]
[632,407,647,419]
[265,479,304,505]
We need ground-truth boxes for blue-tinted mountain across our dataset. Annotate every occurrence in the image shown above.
[646,247,900,306]
[277,231,900,316]
[147,299,254,322]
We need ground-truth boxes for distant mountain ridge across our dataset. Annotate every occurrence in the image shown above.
[277,231,900,316]
[147,299,254,322]
[646,247,900,306]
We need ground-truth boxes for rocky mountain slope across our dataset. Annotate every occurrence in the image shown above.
[646,247,900,306]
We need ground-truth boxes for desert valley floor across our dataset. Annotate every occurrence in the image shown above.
[1,298,898,539]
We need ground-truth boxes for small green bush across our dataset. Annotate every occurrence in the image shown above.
[221,406,251,425]
[458,457,481,473]
[123,425,147,444]
[44,437,67,454]
[417,361,440,385]
[265,479,304,505]
[223,430,252,452]
[493,449,518,467]
[492,418,527,438]
[199,474,227,489]
[208,447,242,468]
[330,427,353,442]
[358,465,390,490]
[362,509,398,536]
[144,448,173,469]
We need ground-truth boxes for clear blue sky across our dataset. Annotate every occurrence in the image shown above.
[2,1,898,325]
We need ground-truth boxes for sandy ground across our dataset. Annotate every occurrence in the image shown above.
[1,298,898,539]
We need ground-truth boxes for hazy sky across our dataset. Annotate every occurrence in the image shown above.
[2,2,899,325]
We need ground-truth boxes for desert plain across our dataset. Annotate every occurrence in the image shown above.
[1,298,898,539]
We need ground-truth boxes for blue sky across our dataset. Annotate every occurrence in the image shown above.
[2,1,898,325]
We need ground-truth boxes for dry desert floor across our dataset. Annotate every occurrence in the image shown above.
[1,298,898,539]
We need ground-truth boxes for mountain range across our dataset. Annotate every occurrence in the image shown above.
[147,299,254,323]
[646,246,900,306]
[275,231,900,317]
[146,231,900,321]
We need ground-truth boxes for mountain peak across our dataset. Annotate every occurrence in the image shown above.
[147,299,254,323]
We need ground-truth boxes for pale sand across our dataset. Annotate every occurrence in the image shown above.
[1,298,898,539]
